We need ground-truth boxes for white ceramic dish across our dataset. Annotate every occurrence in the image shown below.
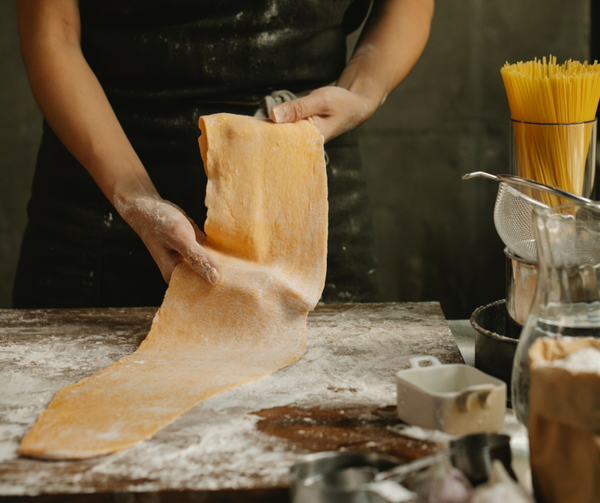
[396,356,506,435]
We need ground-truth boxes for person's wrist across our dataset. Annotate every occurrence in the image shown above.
[357,92,380,122]
[346,79,386,115]
[338,59,388,111]
[112,184,161,234]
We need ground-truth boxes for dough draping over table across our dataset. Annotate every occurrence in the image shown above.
[18,114,328,460]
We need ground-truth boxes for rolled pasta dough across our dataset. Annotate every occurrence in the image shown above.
[18,114,327,459]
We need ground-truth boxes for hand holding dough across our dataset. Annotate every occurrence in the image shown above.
[114,194,221,284]
[18,114,327,459]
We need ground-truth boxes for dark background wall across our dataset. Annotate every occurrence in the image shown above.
[0,1,592,318]
[357,0,590,318]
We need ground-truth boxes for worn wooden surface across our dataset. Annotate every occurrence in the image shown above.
[0,302,462,499]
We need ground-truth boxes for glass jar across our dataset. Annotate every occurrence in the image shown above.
[509,119,597,201]
[511,202,600,425]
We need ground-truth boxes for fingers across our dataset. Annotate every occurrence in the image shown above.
[163,200,206,244]
[180,242,221,285]
[271,91,331,124]
[164,208,218,284]
[269,87,372,142]
[150,240,220,286]
[128,196,220,286]
[151,238,220,286]
[309,115,335,142]
[182,216,206,245]
[161,218,220,285]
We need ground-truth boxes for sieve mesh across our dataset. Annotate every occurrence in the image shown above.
[463,171,597,263]
[493,183,548,262]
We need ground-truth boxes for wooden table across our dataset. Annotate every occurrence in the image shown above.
[0,303,463,502]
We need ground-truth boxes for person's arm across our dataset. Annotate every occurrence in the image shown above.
[271,0,434,141]
[16,0,220,285]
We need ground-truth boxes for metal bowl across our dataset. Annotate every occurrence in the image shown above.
[289,451,401,503]
[504,247,537,325]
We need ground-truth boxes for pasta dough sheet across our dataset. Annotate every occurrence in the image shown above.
[18,114,327,460]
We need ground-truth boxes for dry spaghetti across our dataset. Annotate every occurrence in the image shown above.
[501,56,600,205]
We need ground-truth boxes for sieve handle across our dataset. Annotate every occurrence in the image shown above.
[462,171,596,206]
[374,451,451,482]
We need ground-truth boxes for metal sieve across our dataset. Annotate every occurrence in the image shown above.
[462,171,596,262]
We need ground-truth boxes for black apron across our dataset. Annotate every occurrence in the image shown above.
[13,0,379,308]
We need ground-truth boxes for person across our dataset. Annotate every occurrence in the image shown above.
[13,0,434,309]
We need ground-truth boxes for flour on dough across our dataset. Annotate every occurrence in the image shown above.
[18,114,327,460]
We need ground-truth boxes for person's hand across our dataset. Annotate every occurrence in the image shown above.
[114,194,221,285]
[270,86,378,142]
[270,0,434,142]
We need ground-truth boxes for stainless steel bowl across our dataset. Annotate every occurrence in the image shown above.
[289,451,401,503]
[504,247,537,325]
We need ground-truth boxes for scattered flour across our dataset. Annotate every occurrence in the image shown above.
[0,441,19,463]
[0,303,456,496]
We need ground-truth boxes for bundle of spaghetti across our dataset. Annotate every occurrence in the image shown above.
[501,56,600,206]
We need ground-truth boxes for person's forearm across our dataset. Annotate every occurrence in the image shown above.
[270,0,433,141]
[17,0,221,284]
[337,0,434,108]
[17,0,157,206]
